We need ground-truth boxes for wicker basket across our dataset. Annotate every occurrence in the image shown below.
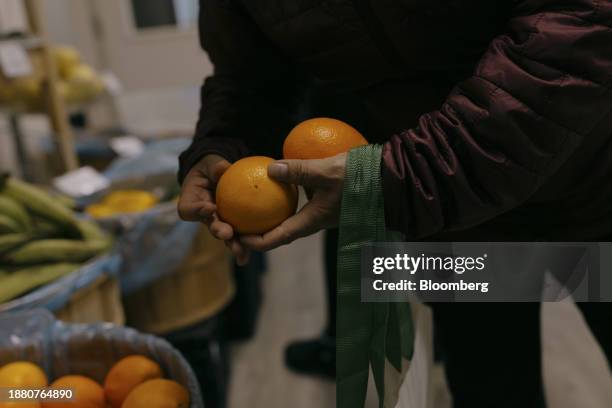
[0,254,124,325]
[54,273,124,325]
[123,227,234,334]
[0,309,204,408]
[0,48,45,112]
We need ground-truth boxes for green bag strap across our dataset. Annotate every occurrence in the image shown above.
[337,145,415,408]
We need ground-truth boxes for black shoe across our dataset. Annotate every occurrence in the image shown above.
[284,336,335,379]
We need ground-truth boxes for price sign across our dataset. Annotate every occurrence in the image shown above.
[53,166,111,197]
[110,135,145,158]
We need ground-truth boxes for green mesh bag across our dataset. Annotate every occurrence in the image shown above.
[337,145,415,408]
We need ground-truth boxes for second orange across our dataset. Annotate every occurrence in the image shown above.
[283,118,368,160]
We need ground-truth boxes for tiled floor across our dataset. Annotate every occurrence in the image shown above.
[227,230,336,407]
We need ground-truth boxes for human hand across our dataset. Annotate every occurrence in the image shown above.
[240,153,347,251]
[178,154,251,265]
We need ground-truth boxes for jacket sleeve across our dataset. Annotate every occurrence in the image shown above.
[178,0,299,183]
[382,0,612,239]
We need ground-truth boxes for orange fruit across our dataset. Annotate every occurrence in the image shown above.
[283,117,368,160]
[121,379,189,408]
[0,362,47,388]
[104,355,163,408]
[216,156,298,235]
[41,375,105,408]
[0,402,40,408]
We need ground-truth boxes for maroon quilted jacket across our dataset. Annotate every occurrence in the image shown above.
[179,0,612,241]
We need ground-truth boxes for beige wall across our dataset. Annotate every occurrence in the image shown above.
[87,0,212,91]
[42,0,75,46]
[40,0,212,90]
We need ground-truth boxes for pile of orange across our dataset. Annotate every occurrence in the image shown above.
[215,118,367,235]
[0,356,189,408]
[0,362,47,408]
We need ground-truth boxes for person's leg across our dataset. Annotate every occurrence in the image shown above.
[575,303,612,367]
[431,303,545,408]
[284,229,337,378]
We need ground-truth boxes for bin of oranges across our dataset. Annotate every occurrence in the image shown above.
[0,310,203,407]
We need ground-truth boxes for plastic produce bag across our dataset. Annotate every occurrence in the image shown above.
[117,202,199,295]
[77,138,190,232]
[79,173,181,234]
[74,137,200,294]
[103,138,190,181]
[79,199,198,296]
[0,253,121,313]
[0,309,204,408]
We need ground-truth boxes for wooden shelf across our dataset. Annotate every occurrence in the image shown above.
[2,0,79,175]
[0,90,110,116]
[0,35,43,49]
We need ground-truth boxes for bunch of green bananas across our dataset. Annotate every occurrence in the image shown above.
[0,174,112,304]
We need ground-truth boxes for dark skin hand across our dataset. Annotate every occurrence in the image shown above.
[240,152,347,252]
[177,154,251,265]
[178,152,347,263]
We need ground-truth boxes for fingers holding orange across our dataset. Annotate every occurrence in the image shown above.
[212,118,363,243]
[216,156,298,235]
[240,201,324,251]
[208,159,231,183]
[208,213,235,240]
[225,238,250,266]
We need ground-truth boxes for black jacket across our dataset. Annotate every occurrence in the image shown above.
[180,0,612,241]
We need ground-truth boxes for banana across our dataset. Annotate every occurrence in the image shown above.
[1,177,78,228]
[0,263,79,303]
[52,193,77,209]
[3,239,110,265]
[0,233,29,254]
[0,214,21,233]
[76,219,108,242]
[0,195,31,231]
[31,220,66,239]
